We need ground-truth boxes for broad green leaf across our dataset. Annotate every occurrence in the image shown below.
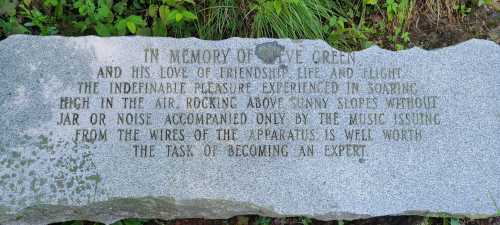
[401,31,410,42]
[148,4,158,17]
[328,16,337,27]
[273,0,282,15]
[43,0,58,7]
[96,6,112,20]
[301,217,312,225]
[255,217,271,225]
[181,10,196,21]
[164,0,176,5]
[163,9,180,24]
[337,17,346,30]
[0,0,18,16]
[54,0,64,18]
[362,40,373,49]
[127,15,145,26]
[100,0,112,7]
[159,5,170,24]
[175,12,183,22]
[115,19,127,35]
[0,17,29,34]
[364,0,377,5]
[95,22,112,36]
[126,20,136,33]
[112,0,127,15]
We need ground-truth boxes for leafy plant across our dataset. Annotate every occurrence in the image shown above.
[383,0,415,50]
[111,218,148,225]
[72,0,114,34]
[301,217,312,225]
[0,0,17,16]
[385,0,398,22]
[326,0,375,51]
[255,216,272,225]
[450,217,460,225]
[476,0,493,6]
[19,3,58,35]
[454,3,471,16]
[0,0,492,51]
[147,0,197,37]
[0,16,29,34]
[443,217,449,225]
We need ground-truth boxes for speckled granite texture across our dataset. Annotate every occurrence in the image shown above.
[0,35,498,225]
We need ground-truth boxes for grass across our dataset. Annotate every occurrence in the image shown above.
[196,0,243,40]
[249,0,330,39]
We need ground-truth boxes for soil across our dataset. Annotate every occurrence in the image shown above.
[410,5,500,49]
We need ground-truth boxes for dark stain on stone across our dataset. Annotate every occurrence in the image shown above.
[255,41,284,64]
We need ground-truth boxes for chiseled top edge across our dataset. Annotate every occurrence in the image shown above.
[1,34,499,54]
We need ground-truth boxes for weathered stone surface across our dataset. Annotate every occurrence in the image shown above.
[0,35,499,225]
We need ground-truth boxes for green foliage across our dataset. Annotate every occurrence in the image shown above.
[383,0,415,50]
[147,0,198,37]
[442,217,462,225]
[20,3,58,34]
[249,0,331,39]
[454,3,471,16]
[326,0,375,51]
[0,0,198,38]
[385,0,397,22]
[443,217,449,225]
[254,216,272,225]
[111,218,148,225]
[0,16,29,34]
[420,217,431,225]
[61,221,84,225]
[364,0,377,5]
[450,218,460,225]
[300,217,312,225]
[476,0,493,6]
[0,0,17,16]
[197,0,242,39]
[0,0,491,48]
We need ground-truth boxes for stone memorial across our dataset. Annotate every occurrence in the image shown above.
[0,35,499,225]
